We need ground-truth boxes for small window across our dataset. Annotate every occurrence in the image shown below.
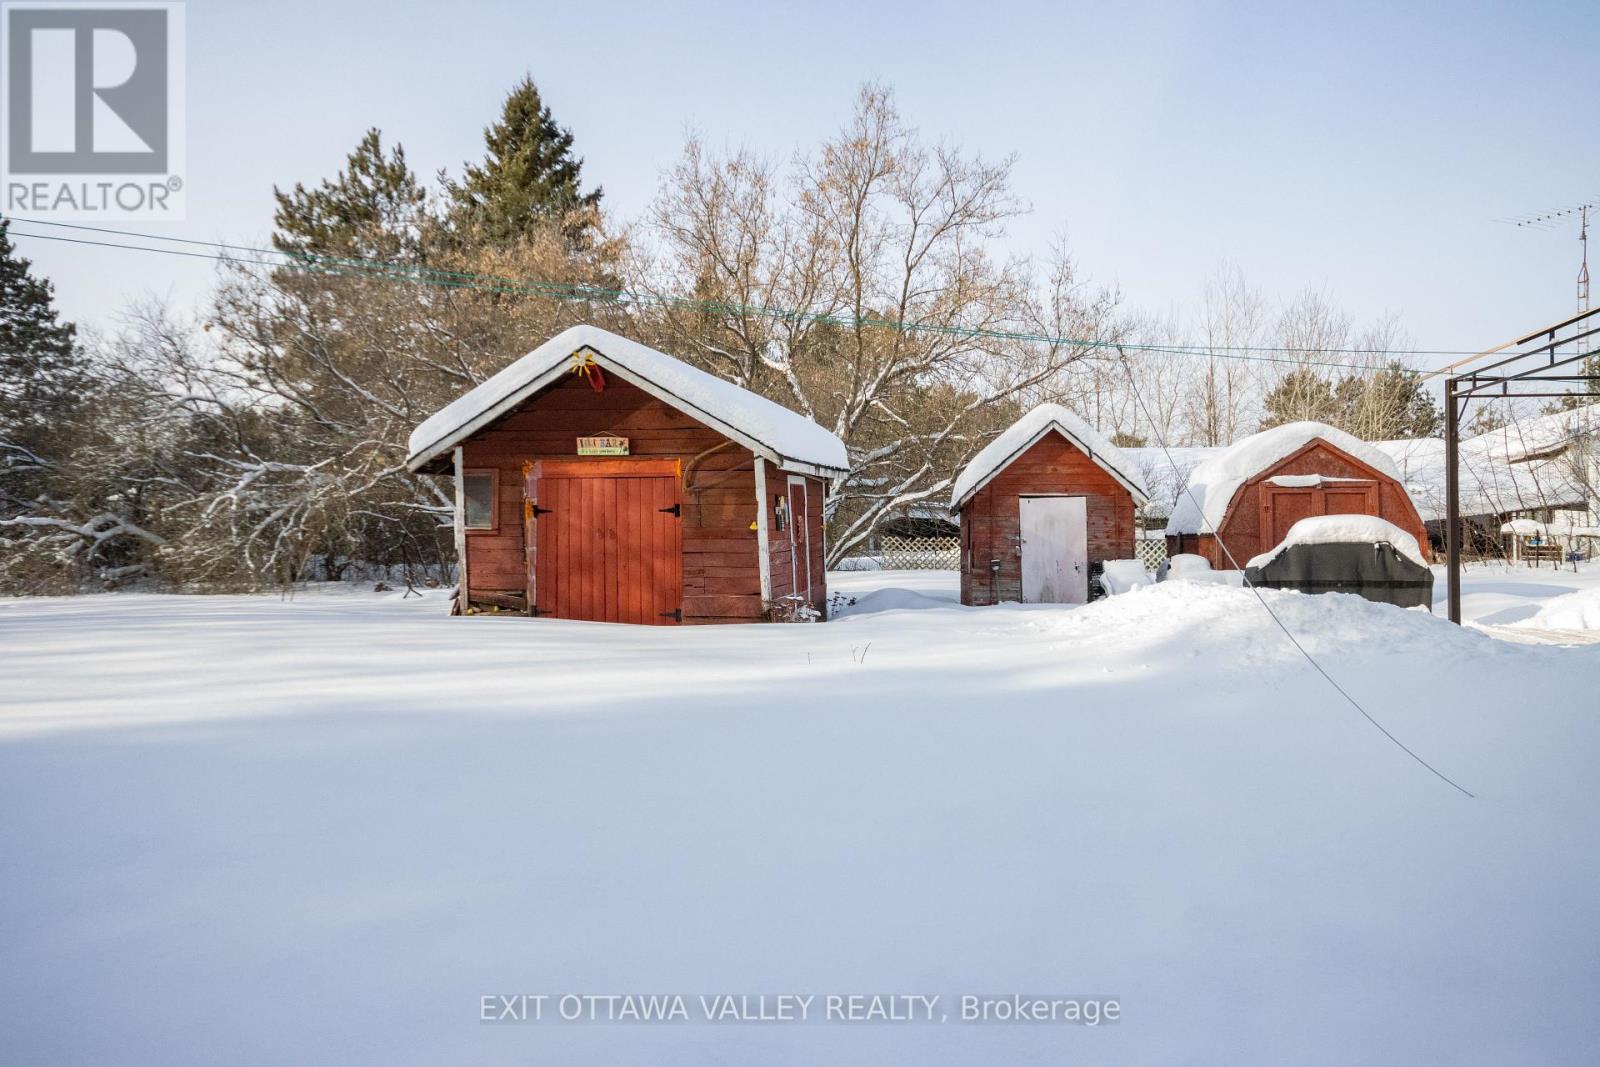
[462,470,497,530]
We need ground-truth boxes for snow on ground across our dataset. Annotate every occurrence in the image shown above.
[1448,559,1600,636]
[1515,586,1600,633]
[3,571,1600,1065]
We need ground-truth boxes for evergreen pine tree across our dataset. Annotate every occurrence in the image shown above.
[447,75,602,249]
[272,129,428,262]
[0,221,81,442]
[1260,367,1339,429]
[1554,352,1600,409]
[1334,362,1442,438]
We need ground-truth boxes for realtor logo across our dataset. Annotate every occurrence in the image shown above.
[2,1,185,218]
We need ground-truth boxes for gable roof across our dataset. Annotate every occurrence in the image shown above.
[1164,421,1404,536]
[405,325,850,477]
[950,403,1150,510]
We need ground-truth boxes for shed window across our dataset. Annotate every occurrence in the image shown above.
[462,470,497,530]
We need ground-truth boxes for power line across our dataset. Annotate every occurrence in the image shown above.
[5,215,1477,371]
[1113,344,1476,799]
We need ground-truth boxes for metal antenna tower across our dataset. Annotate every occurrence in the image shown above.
[1503,198,1600,310]
[1578,205,1591,311]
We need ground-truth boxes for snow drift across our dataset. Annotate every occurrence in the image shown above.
[1516,587,1600,632]
[3,577,1599,1065]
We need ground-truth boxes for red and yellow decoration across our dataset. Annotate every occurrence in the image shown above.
[570,348,606,392]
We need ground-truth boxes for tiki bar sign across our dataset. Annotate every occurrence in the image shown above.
[576,435,630,456]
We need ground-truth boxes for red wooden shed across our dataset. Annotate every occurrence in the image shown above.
[406,326,849,624]
[1163,421,1431,569]
[951,404,1150,605]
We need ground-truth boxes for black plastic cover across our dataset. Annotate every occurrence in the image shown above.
[1244,541,1434,610]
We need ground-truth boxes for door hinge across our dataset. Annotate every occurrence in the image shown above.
[528,504,552,518]
[658,503,681,517]
[659,608,682,622]
[530,605,546,617]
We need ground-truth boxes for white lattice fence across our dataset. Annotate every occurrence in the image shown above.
[1135,535,1168,573]
[881,534,960,570]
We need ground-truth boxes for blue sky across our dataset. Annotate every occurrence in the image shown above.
[17,0,1600,363]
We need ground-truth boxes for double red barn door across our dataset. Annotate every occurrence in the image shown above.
[1259,480,1379,548]
[523,459,683,624]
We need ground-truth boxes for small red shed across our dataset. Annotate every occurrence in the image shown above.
[1163,421,1431,569]
[405,325,849,623]
[951,404,1150,605]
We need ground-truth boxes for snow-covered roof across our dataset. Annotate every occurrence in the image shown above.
[1122,445,1223,521]
[405,325,850,476]
[1245,514,1427,570]
[1165,422,1404,537]
[1473,402,1600,463]
[1371,436,1588,522]
[950,403,1150,510]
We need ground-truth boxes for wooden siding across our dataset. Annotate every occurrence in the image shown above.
[956,432,1137,606]
[459,374,785,624]
[1166,439,1432,568]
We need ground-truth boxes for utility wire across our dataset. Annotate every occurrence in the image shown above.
[6,215,1484,370]
[1113,344,1476,799]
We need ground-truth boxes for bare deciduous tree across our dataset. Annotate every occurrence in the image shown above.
[639,85,1123,563]
[1189,263,1265,446]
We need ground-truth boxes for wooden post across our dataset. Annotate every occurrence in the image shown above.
[1444,377,1461,624]
[754,457,773,605]
[453,446,469,615]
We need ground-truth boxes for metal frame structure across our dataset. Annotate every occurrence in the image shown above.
[1440,306,1600,622]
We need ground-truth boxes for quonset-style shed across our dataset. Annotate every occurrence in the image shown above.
[406,325,849,624]
[951,404,1150,605]
[1164,421,1431,569]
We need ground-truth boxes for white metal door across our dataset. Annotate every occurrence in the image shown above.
[1018,496,1088,604]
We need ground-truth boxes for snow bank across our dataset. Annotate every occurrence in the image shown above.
[832,585,959,617]
[1162,553,1244,587]
[1517,587,1600,632]
[827,568,960,611]
[1177,568,1246,587]
[406,325,849,475]
[1098,558,1152,595]
[1166,553,1213,577]
[1165,421,1403,536]
[951,403,1149,509]
[4,577,1600,1063]
[1246,514,1428,570]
